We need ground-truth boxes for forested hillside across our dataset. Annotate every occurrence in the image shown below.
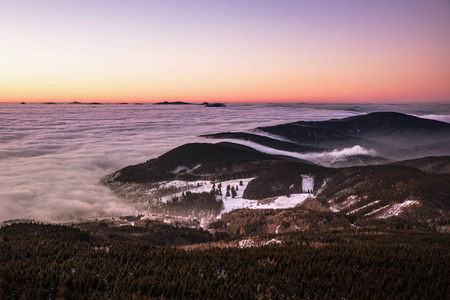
[1,223,449,299]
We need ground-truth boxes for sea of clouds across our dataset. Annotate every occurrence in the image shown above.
[1,102,448,223]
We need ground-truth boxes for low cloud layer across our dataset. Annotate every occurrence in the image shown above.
[416,114,450,124]
[1,104,363,223]
[220,139,377,167]
[0,103,447,223]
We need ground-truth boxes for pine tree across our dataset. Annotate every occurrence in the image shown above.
[231,187,237,198]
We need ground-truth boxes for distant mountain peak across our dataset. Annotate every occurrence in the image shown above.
[202,112,450,163]
[334,111,449,126]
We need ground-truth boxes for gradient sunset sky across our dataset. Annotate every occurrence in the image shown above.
[1,0,450,103]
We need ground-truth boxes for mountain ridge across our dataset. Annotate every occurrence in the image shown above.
[106,112,450,225]
[204,112,450,162]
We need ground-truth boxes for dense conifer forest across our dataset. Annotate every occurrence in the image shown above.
[151,191,224,219]
[1,222,449,299]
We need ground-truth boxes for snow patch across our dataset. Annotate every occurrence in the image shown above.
[364,205,390,217]
[330,195,360,212]
[172,166,188,174]
[263,239,282,246]
[239,238,282,248]
[239,239,256,248]
[146,180,210,203]
[148,180,195,191]
[347,200,380,215]
[171,164,202,174]
[318,178,329,195]
[220,192,311,216]
[275,225,281,234]
[377,200,419,219]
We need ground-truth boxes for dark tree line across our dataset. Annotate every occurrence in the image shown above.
[151,191,223,218]
[1,223,449,299]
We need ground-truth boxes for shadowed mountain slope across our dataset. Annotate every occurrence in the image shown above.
[258,112,450,153]
[111,142,312,184]
[317,165,450,221]
[391,156,450,174]
[200,132,324,152]
[203,112,450,162]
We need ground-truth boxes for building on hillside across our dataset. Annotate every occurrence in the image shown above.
[301,175,314,193]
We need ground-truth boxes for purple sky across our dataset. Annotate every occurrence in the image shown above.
[1,0,450,102]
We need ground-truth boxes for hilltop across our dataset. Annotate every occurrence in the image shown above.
[205,112,450,163]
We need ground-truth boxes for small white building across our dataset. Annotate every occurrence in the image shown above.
[301,175,314,193]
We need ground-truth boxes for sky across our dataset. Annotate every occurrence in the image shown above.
[1,0,450,103]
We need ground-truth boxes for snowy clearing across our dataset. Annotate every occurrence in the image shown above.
[146,180,212,203]
[146,177,314,219]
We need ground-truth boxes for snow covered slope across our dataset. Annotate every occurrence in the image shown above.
[145,177,314,220]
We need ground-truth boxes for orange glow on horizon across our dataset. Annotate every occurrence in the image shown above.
[1,1,449,104]
[2,64,449,104]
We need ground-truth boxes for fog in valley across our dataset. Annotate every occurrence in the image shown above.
[1,102,449,223]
